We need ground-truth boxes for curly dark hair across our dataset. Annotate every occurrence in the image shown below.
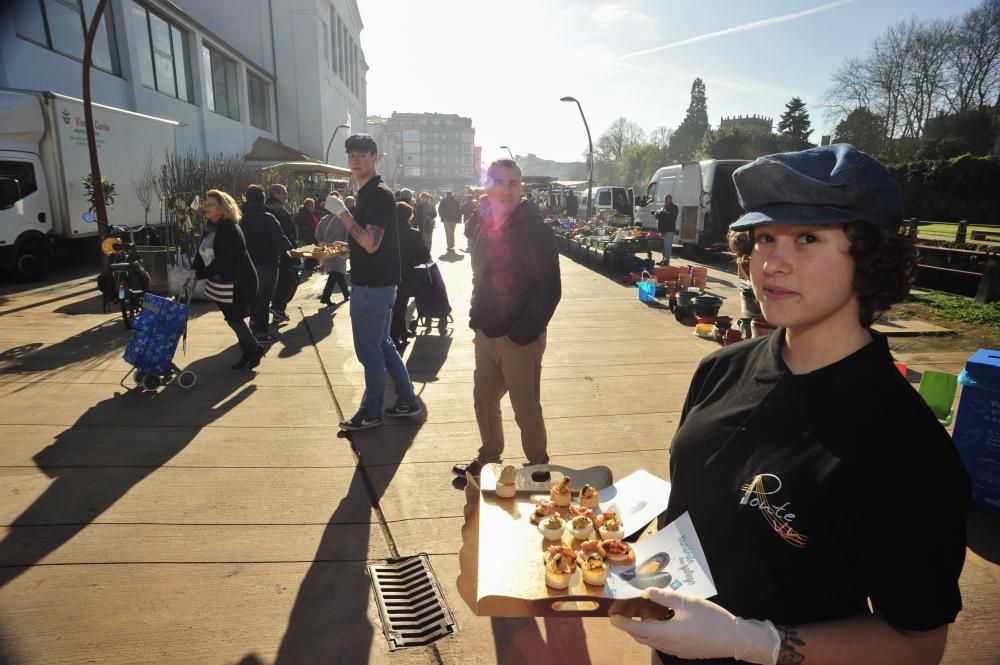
[727,223,918,327]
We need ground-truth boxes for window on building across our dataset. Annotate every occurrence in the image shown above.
[248,72,271,131]
[402,130,419,141]
[203,44,240,120]
[322,22,329,67]
[130,2,191,101]
[337,17,344,78]
[14,0,121,75]
[330,7,340,72]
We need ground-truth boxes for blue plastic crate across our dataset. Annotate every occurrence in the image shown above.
[953,348,1000,513]
[123,293,189,375]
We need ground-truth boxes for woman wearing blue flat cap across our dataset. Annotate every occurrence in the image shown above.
[612,144,970,665]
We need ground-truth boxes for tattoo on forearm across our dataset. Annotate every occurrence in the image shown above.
[777,626,806,665]
[348,223,384,252]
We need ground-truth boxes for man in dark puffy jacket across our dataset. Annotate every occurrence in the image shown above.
[438,191,462,252]
[266,184,299,322]
[242,184,292,342]
[452,159,562,477]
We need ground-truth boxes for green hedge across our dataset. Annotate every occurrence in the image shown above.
[887,154,1000,226]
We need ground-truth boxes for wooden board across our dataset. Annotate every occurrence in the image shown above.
[459,464,668,618]
[873,319,952,335]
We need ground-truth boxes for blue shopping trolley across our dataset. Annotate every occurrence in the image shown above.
[122,291,196,391]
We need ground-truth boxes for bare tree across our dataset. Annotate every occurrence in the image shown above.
[943,0,1000,112]
[596,117,646,163]
[649,126,674,149]
[132,150,160,226]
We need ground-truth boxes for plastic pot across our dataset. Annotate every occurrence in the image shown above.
[751,317,778,337]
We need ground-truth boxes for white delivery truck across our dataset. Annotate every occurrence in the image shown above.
[634,159,749,253]
[0,89,178,280]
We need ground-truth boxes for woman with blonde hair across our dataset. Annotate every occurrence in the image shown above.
[187,189,262,369]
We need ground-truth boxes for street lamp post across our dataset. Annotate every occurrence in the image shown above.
[500,145,514,160]
[560,96,592,220]
[324,123,351,164]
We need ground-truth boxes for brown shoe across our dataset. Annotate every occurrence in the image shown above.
[452,458,492,476]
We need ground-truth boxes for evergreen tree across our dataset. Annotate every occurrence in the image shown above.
[777,97,814,151]
[667,78,709,162]
[833,108,884,156]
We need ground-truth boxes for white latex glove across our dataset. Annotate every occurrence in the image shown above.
[609,588,780,665]
[325,195,348,217]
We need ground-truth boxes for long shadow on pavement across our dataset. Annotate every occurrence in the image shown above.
[276,308,338,359]
[272,339,436,664]
[0,353,257,589]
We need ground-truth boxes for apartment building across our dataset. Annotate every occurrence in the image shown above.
[368,111,478,192]
[0,0,367,169]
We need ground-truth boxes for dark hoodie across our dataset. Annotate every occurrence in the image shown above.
[241,201,292,268]
[469,201,561,345]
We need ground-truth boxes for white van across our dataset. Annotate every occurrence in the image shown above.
[635,160,749,251]
[586,185,633,223]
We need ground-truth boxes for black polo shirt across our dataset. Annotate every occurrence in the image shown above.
[349,175,400,287]
[658,330,969,664]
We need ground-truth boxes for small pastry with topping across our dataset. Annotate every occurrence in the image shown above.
[579,483,600,509]
[539,514,566,541]
[598,539,635,565]
[543,545,578,589]
[529,500,556,525]
[568,504,594,520]
[495,465,517,498]
[596,511,624,541]
[578,539,602,557]
[550,476,572,507]
[568,514,594,540]
[579,552,608,586]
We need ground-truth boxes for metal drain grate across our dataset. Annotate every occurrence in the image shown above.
[367,553,456,650]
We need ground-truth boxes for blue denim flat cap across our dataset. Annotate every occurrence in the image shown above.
[344,133,377,153]
[730,143,902,232]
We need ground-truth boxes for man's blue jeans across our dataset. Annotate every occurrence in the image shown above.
[661,232,675,265]
[350,285,416,418]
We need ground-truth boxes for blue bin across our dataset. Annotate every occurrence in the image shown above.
[952,349,1000,513]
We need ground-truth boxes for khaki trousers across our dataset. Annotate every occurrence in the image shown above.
[473,329,548,464]
[443,221,457,249]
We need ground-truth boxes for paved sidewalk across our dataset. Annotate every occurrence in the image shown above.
[0,224,997,665]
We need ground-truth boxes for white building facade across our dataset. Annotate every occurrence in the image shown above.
[0,0,366,169]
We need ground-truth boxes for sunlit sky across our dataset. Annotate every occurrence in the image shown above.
[362,0,980,165]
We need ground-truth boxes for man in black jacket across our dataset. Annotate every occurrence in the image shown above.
[266,184,299,322]
[655,194,678,265]
[453,159,562,477]
[438,191,462,252]
[241,184,292,342]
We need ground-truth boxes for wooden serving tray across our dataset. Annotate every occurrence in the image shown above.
[456,464,670,618]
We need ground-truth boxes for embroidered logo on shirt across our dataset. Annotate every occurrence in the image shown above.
[738,474,809,548]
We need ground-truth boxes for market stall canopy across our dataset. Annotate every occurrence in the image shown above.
[260,161,352,177]
[244,136,317,162]
[552,180,589,190]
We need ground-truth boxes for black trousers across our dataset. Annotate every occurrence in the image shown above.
[322,271,349,301]
[390,280,418,342]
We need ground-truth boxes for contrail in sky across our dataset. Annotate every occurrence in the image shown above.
[615,0,855,60]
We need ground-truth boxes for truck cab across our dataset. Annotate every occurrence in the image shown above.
[0,150,53,281]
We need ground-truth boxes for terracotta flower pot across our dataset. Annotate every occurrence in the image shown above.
[751,318,778,337]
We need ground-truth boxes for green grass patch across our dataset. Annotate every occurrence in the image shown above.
[914,292,1000,326]
[919,223,998,236]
